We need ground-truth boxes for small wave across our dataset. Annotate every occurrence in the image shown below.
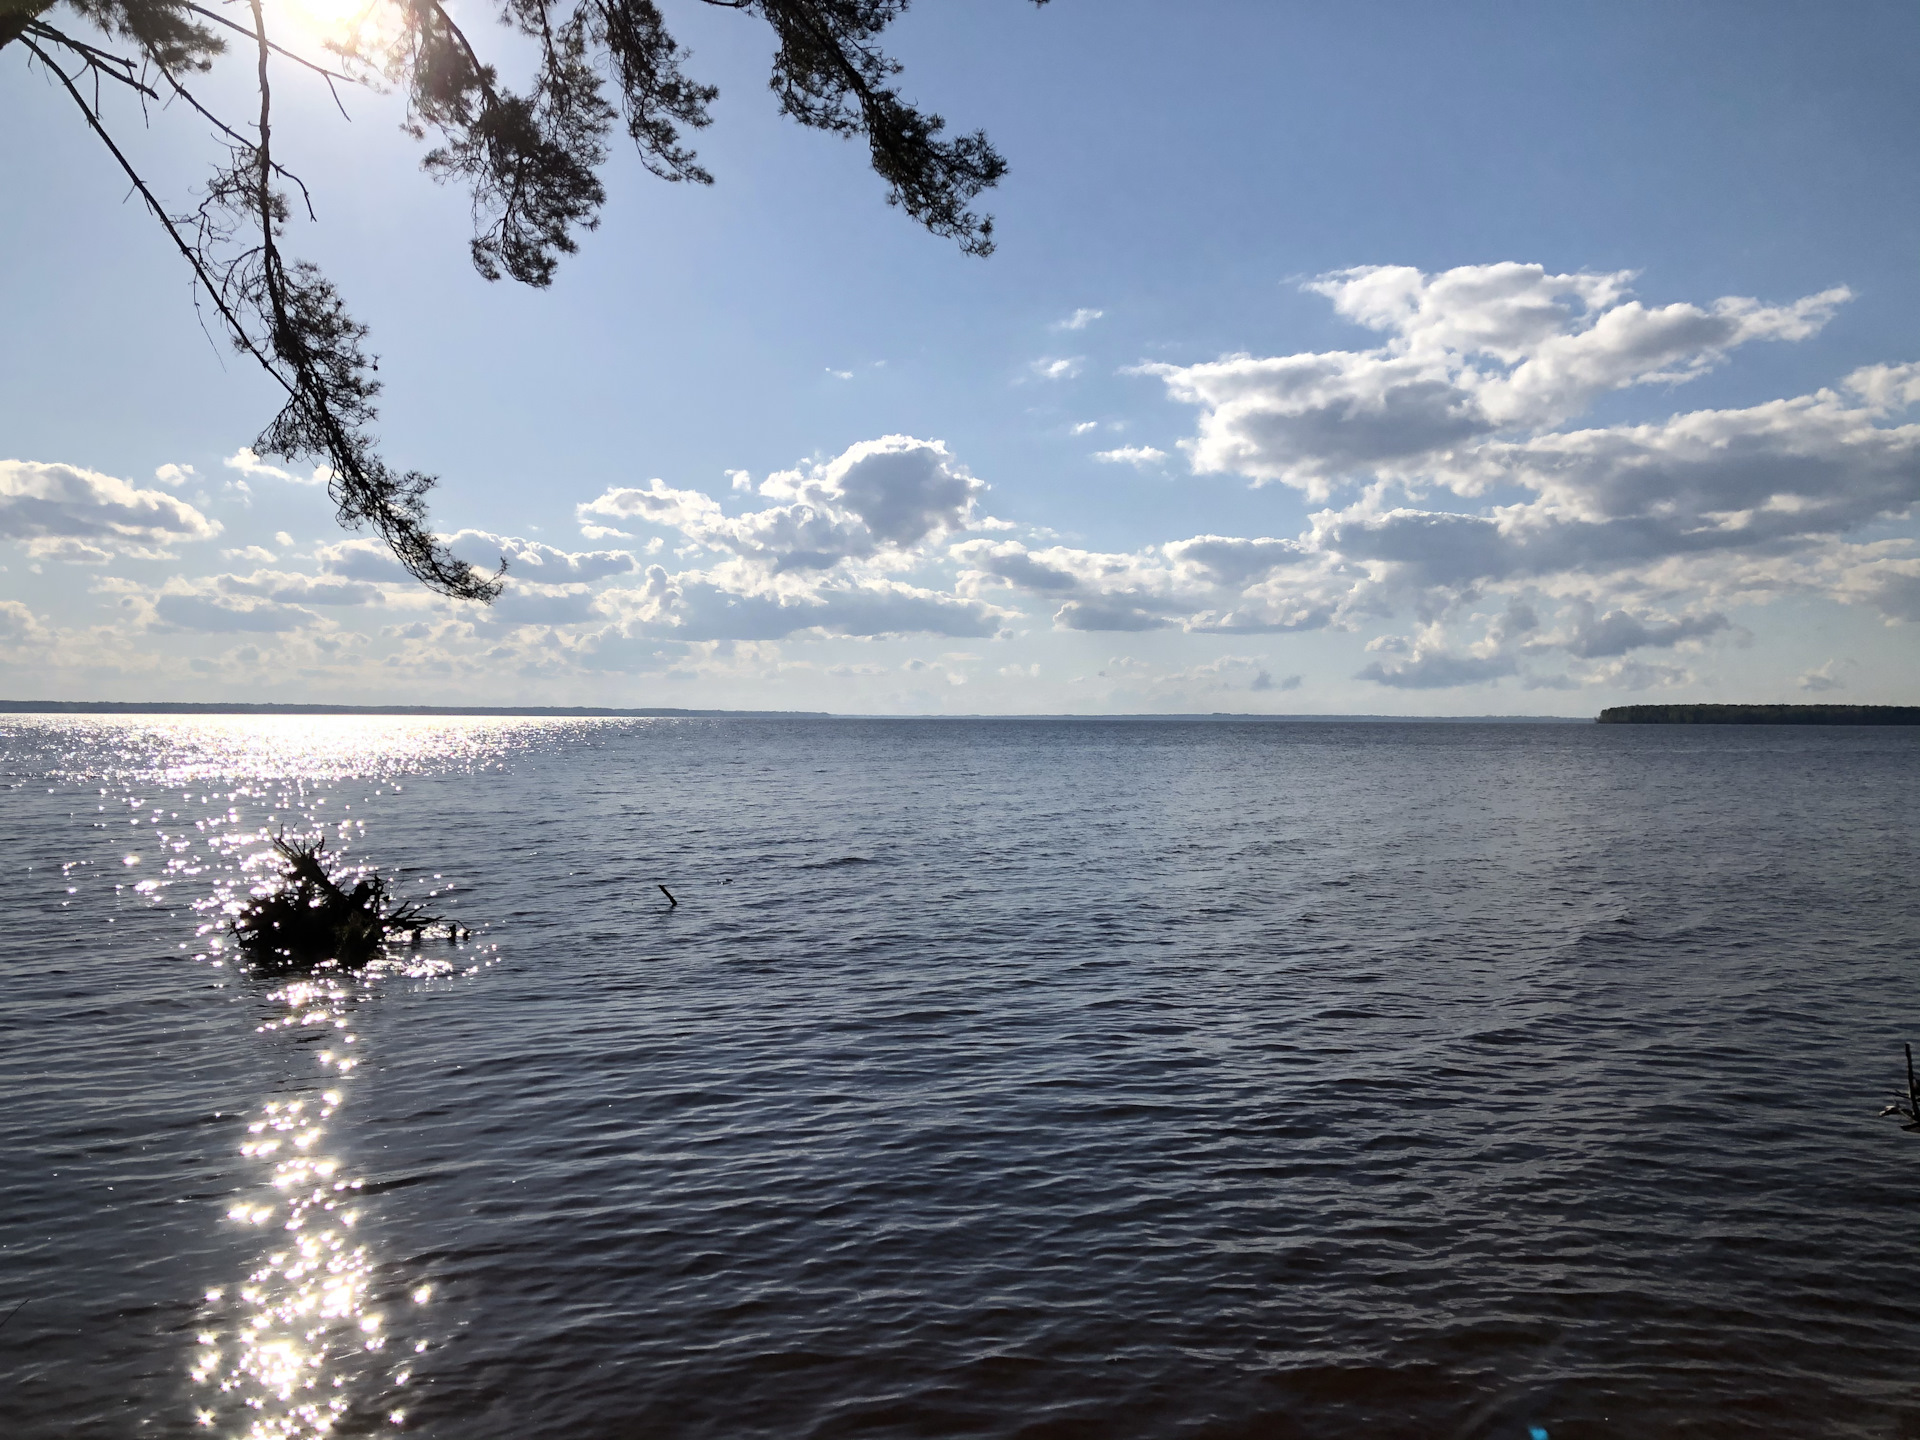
[800,855,877,869]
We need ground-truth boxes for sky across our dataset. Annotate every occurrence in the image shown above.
[3,0,1918,713]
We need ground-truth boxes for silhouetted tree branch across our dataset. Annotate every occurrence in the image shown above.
[3,0,1046,599]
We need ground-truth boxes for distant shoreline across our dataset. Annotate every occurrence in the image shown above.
[1599,704,1920,725]
[8,701,1911,723]
[0,701,831,719]
[0,700,1589,722]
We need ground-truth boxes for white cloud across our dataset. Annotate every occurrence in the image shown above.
[216,568,384,606]
[153,592,321,633]
[600,565,1007,642]
[154,463,195,487]
[1070,421,1099,435]
[223,545,279,563]
[1093,445,1168,467]
[446,530,639,582]
[579,436,985,577]
[1798,659,1848,692]
[0,600,49,645]
[486,581,602,627]
[1053,308,1105,332]
[27,537,114,564]
[1162,535,1311,588]
[317,538,410,583]
[563,438,1009,641]
[0,459,220,555]
[225,447,327,485]
[1557,605,1728,659]
[1141,263,1850,494]
[1031,357,1084,381]
[1039,264,1920,679]
[954,536,1338,635]
[1357,645,1519,689]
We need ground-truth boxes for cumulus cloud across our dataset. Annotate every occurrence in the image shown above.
[1141,263,1850,494]
[1042,263,1920,683]
[317,538,410,583]
[1798,660,1847,692]
[485,581,602,627]
[1053,308,1104,331]
[1093,445,1168,467]
[446,530,638,582]
[216,569,384,606]
[580,436,984,577]
[0,599,49,645]
[225,447,327,485]
[601,565,1005,642]
[562,438,1012,641]
[28,537,114,564]
[1559,605,1728,659]
[1031,357,1083,381]
[0,459,220,556]
[954,535,1337,635]
[1357,644,1519,689]
[154,593,321,633]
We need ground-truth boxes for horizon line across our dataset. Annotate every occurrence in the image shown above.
[0,699,1598,721]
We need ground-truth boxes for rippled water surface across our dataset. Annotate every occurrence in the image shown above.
[3,715,1918,1439]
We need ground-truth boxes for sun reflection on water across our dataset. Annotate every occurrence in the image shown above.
[189,976,403,1438]
[4,715,577,1432]
[5,715,547,1434]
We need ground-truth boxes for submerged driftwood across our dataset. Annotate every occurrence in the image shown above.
[230,837,459,972]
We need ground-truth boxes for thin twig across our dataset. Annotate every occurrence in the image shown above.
[19,35,295,401]
[153,59,318,221]
[23,22,159,98]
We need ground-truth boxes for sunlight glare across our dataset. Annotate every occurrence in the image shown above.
[272,0,393,56]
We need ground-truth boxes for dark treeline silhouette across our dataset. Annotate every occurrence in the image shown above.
[1598,704,1920,725]
[3,0,1047,597]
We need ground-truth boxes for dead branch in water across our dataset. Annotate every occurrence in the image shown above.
[1879,1043,1920,1132]
[230,836,461,972]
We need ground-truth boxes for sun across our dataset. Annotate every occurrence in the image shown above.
[272,0,390,51]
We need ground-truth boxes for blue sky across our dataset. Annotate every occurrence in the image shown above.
[3,0,1917,711]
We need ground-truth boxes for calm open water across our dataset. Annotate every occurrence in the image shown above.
[2,715,1918,1439]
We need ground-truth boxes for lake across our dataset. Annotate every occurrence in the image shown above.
[2,715,1917,1438]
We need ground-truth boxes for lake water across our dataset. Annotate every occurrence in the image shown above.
[2,715,1918,1439]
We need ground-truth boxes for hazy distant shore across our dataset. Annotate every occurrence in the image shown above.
[0,701,1591,722]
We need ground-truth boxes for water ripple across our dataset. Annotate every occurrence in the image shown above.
[1,717,1917,1437]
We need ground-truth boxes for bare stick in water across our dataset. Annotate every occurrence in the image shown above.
[0,1297,28,1334]
[1879,1044,1920,1131]
[659,884,678,908]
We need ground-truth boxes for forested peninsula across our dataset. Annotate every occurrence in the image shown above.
[1598,704,1920,725]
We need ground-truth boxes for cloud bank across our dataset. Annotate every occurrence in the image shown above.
[5,265,1914,702]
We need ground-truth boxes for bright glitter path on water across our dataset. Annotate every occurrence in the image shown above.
[1,716,515,1435]
[188,974,396,1439]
